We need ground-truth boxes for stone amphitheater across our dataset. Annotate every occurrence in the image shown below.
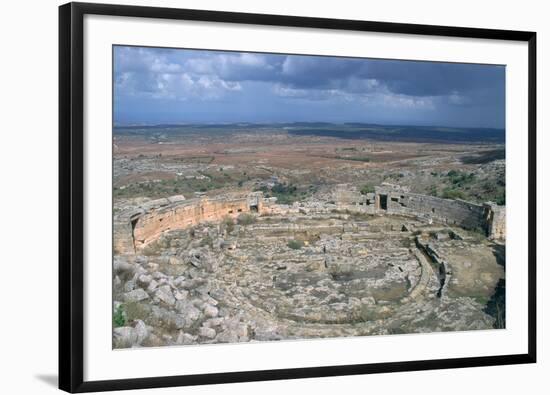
[112,184,505,348]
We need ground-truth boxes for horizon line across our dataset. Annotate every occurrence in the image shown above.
[113,121,505,130]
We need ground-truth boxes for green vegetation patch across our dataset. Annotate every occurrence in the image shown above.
[334,155,370,162]
[237,213,256,225]
[446,170,475,187]
[113,305,126,327]
[360,184,375,195]
[113,302,151,328]
[258,182,310,205]
[287,239,304,250]
[432,169,505,205]
[441,188,467,200]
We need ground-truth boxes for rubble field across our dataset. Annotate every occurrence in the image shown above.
[113,209,504,348]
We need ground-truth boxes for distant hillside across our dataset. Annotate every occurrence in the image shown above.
[286,124,505,144]
[114,122,505,144]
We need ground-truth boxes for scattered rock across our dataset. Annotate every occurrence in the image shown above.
[135,255,148,265]
[361,296,376,305]
[147,279,159,292]
[155,286,176,306]
[147,262,159,271]
[203,304,219,318]
[204,317,224,327]
[174,290,189,300]
[169,256,184,265]
[113,187,503,348]
[123,280,135,292]
[123,288,149,303]
[199,326,216,339]
[175,301,202,328]
[134,320,149,344]
[113,326,137,348]
[138,274,152,286]
[114,257,134,274]
[176,331,197,345]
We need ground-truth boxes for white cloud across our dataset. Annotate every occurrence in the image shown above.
[115,48,244,101]
[150,58,181,73]
[378,93,435,109]
[448,91,469,105]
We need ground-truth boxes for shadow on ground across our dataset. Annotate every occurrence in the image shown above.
[484,244,506,328]
[35,374,58,388]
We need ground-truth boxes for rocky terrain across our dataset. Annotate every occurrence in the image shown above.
[113,208,503,348]
[112,125,506,349]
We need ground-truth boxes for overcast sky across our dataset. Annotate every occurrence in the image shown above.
[114,46,505,128]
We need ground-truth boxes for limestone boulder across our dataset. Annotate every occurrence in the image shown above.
[175,300,202,328]
[123,288,149,303]
[137,274,152,286]
[155,285,176,306]
[176,331,197,345]
[199,326,216,339]
[147,279,159,292]
[134,320,149,344]
[203,304,219,318]
[113,326,138,348]
[186,248,220,272]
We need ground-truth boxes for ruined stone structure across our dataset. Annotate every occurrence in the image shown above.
[484,202,506,240]
[115,184,505,255]
[333,183,505,240]
[115,192,273,253]
[113,184,506,348]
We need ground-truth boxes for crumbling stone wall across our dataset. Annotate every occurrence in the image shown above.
[113,217,136,254]
[382,189,486,230]
[333,185,377,214]
[114,192,269,253]
[115,184,505,255]
[484,203,506,240]
[334,183,505,240]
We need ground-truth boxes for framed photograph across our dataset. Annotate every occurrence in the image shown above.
[59,2,536,392]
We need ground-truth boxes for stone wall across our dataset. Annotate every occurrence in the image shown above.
[114,184,505,255]
[334,183,505,240]
[114,192,269,253]
[484,203,506,240]
[381,187,487,230]
[332,185,377,214]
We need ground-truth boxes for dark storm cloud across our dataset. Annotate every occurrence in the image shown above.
[114,46,505,128]
[363,60,504,97]
[274,56,504,100]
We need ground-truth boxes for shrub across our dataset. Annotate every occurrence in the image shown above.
[237,213,256,225]
[113,305,126,327]
[222,216,235,234]
[287,239,304,250]
[267,183,300,205]
[441,188,466,200]
[346,156,370,162]
[447,169,459,177]
[446,170,475,186]
[360,184,375,195]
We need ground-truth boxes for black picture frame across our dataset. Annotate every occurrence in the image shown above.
[59,2,537,393]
